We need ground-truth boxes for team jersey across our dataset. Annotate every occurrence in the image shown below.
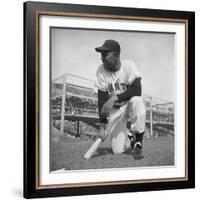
[95,60,141,96]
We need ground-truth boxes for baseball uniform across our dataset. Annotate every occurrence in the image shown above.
[95,60,146,154]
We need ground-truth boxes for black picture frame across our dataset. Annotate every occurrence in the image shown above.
[24,1,195,198]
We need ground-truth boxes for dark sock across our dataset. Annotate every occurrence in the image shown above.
[135,132,144,145]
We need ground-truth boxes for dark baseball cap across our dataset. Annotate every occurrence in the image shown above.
[95,39,120,55]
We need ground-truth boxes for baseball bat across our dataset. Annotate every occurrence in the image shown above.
[84,138,102,159]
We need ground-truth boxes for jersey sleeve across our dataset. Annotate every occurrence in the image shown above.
[95,65,108,92]
[126,61,141,85]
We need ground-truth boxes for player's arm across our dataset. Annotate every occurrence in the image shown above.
[98,89,109,123]
[97,90,110,140]
[117,77,142,103]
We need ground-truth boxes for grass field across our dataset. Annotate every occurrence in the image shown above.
[50,127,174,171]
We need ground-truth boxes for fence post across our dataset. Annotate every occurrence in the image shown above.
[60,75,66,136]
[150,96,153,137]
[77,121,80,137]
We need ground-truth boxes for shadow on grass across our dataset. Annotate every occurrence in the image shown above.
[93,147,133,158]
[124,148,133,155]
[93,147,113,158]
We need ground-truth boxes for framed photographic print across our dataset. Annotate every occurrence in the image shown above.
[23,1,195,198]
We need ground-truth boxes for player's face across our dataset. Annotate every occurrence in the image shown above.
[101,51,120,72]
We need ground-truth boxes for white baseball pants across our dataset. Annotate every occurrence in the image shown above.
[105,96,146,154]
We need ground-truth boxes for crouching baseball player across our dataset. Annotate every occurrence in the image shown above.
[95,39,146,160]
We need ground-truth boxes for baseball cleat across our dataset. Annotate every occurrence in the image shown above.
[132,141,144,160]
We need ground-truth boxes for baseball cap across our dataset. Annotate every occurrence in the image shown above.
[95,39,121,55]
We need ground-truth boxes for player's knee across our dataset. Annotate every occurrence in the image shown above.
[111,141,124,154]
[129,96,143,105]
[112,148,123,155]
[129,96,146,116]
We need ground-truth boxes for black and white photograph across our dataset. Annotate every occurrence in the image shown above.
[23,2,195,198]
[50,28,175,172]
[0,0,198,199]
